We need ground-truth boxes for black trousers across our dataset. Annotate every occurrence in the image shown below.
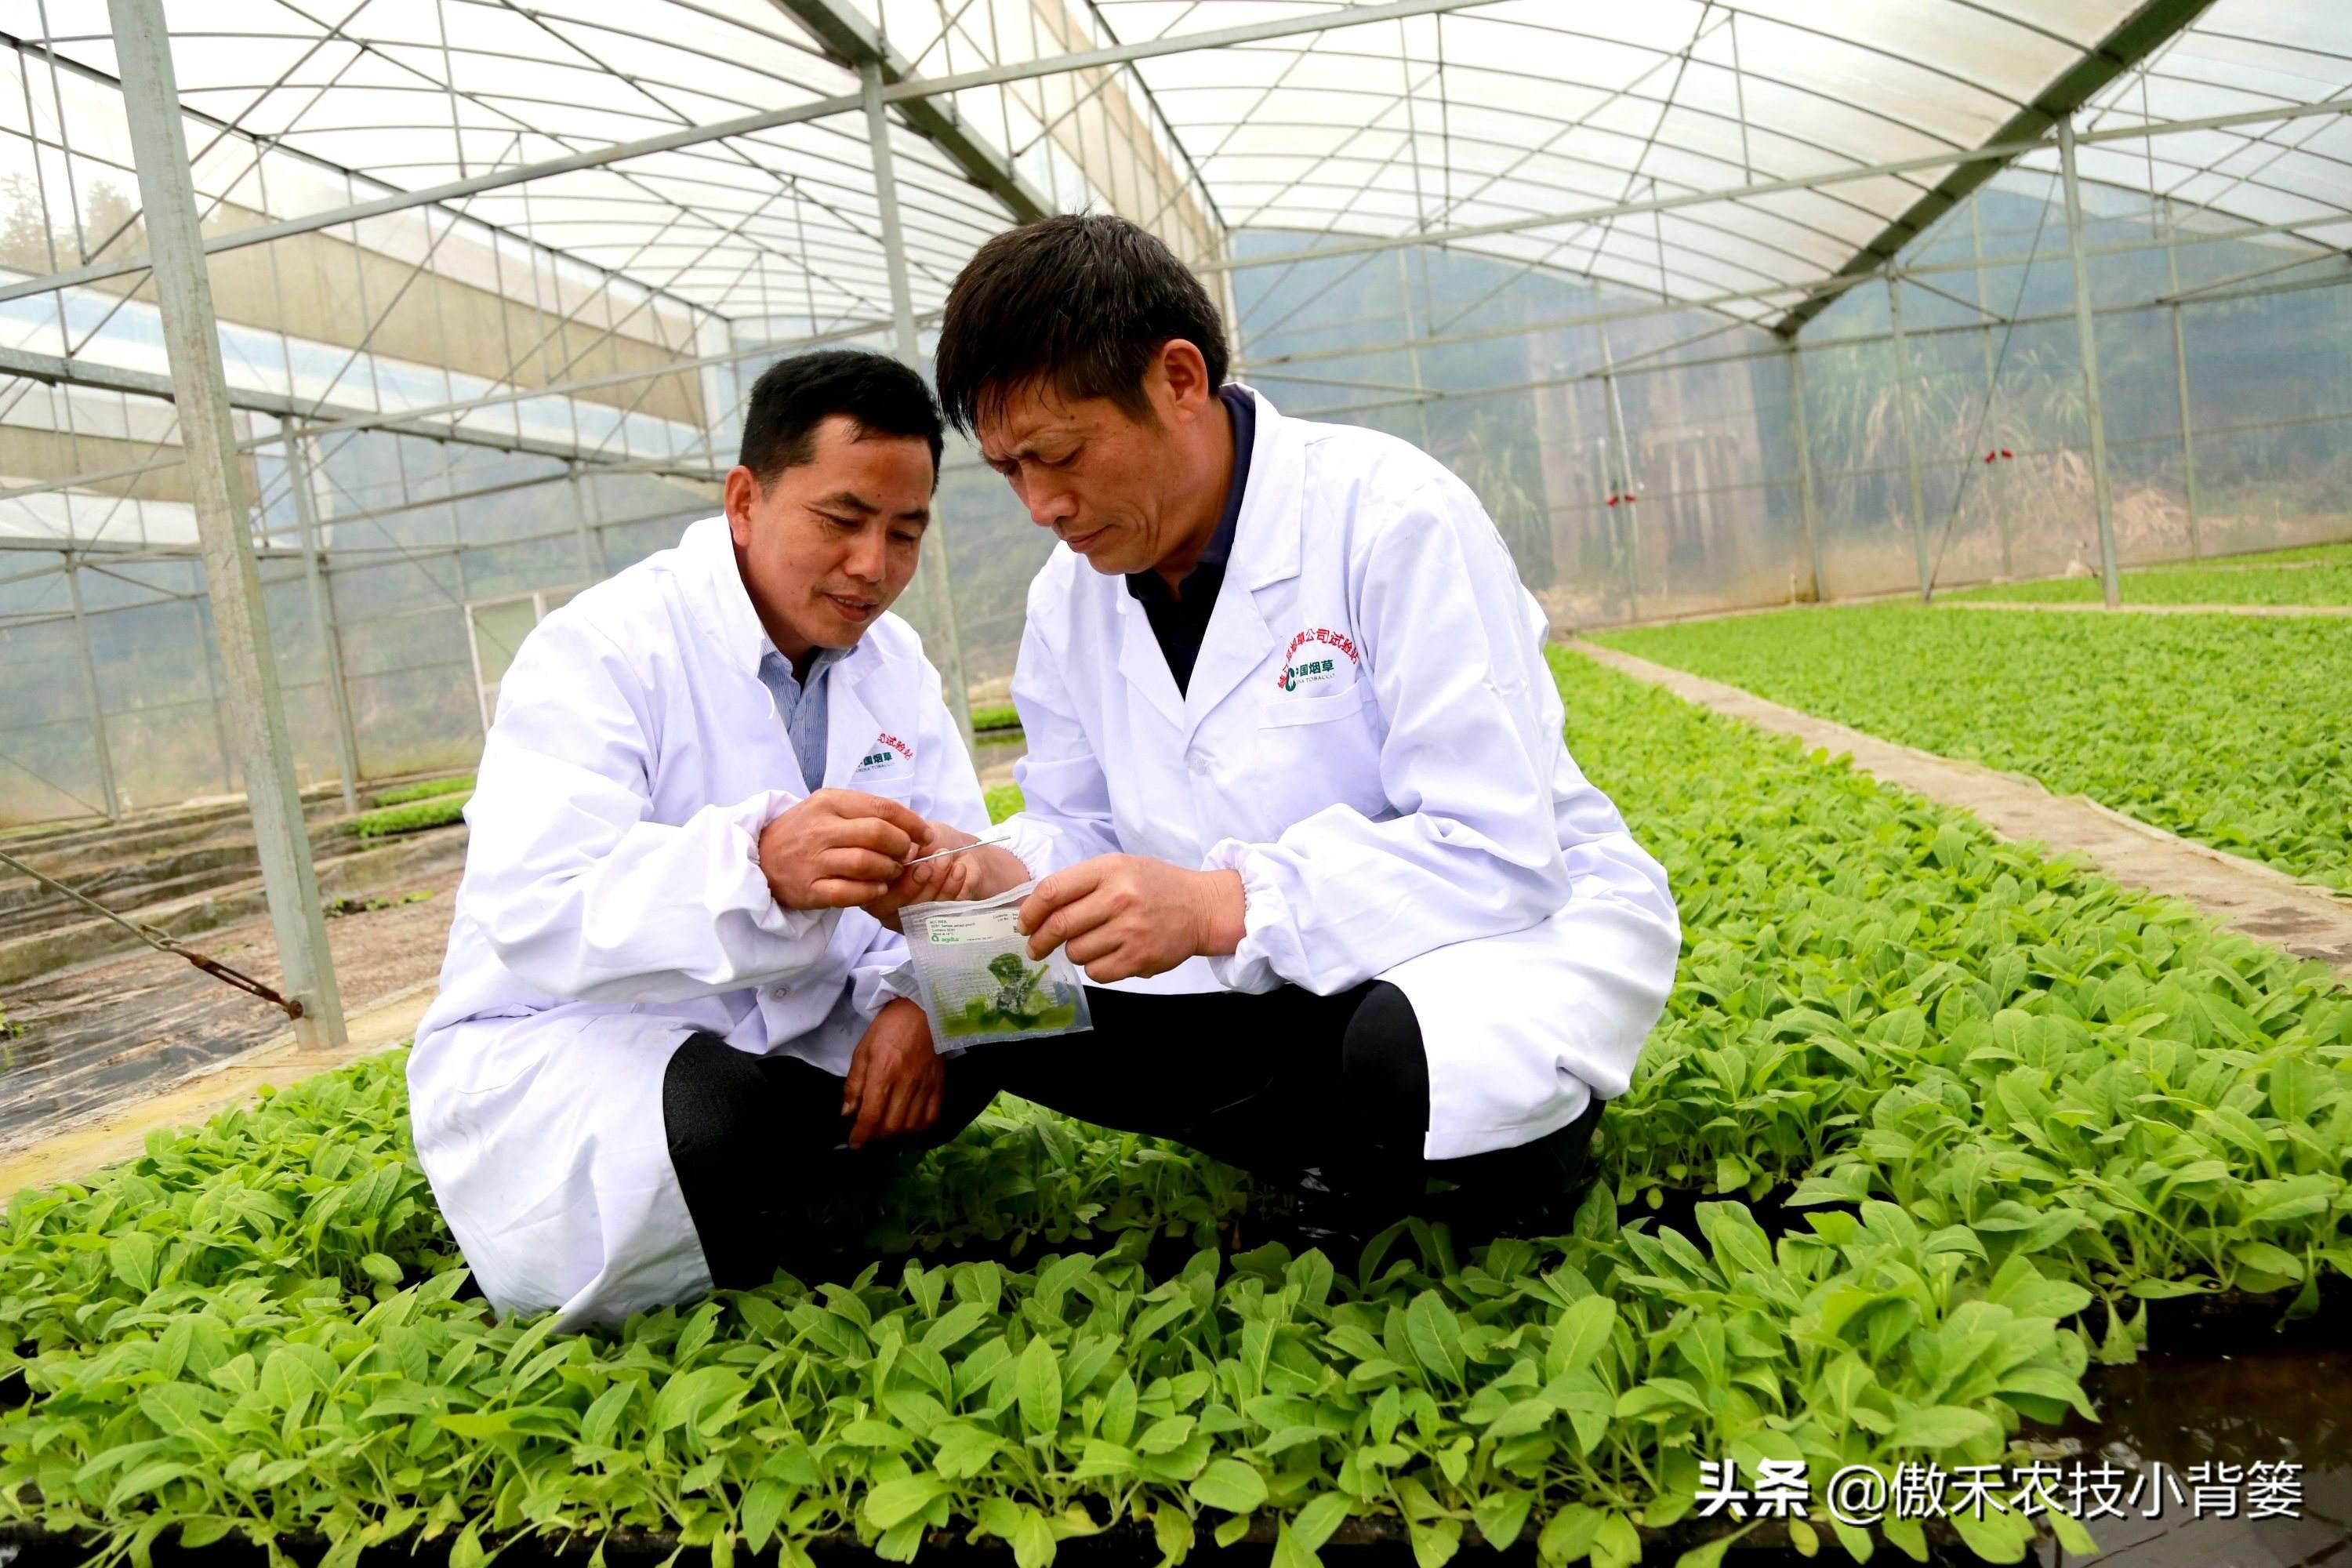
[664,982,1603,1287]
[660,1033,1000,1290]
[991,982,1605,1235]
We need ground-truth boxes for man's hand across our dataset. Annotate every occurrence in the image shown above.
[862,845,957,932]
[841,996,944,1149]
[1014,854,1246,982]
[758,789,929,910]
[862,820,975,928]
[924,844,1032,904]
[863,825,1033,928]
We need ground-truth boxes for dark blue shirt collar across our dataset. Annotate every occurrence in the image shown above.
[1198,383,1254,572]
[1127,384,1254,599]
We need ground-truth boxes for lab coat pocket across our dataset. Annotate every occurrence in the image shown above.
[1258,681,1367,728]
[848,764,916,797]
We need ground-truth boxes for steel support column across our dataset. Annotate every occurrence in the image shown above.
[1970,200,2013,577]
[420,445,488,742]
[1595,285,1639,622]
[285,433,361,812]
[111,0,344,1046]
[190,593,235,795]
[1786,342,1824,602]
[2057,117,2122,608]
[1220,230,1248,379]
[1885,278,1933,603]
[1396,248,1434,449]
[568,459,608,584]
[862,66,923,405]
[2163,196,2201,560]
[61,557,120,818]
[863,60,975,758]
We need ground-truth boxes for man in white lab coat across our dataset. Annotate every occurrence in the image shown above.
[408,351,993,1327]
[921,216,1683,1238]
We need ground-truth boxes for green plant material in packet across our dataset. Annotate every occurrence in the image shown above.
[900,880,1094,1046]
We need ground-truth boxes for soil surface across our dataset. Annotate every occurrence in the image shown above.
[0,866,459,1152]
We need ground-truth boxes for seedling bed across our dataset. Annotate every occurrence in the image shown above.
[0,1497,2034,1568]
[2,657,2347,1568]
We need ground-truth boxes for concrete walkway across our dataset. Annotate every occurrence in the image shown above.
[1945,600,2352,617]
[2175,554,2346,572]
[1573,642,2352,982]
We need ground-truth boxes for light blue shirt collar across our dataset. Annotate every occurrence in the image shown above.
[758,641,848,791]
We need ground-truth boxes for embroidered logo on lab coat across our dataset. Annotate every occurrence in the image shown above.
[1277,626,1359,691]
[855,731,914,775]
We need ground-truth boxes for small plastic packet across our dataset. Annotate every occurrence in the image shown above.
[898,880,1094,1047]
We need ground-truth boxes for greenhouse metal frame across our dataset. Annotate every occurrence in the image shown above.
[1,0,2348,1044]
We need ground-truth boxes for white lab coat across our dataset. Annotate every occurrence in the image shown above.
[996,389,1680,1160]
[408,516,987,1328]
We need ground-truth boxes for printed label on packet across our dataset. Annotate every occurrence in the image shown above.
[924,904,1023,945]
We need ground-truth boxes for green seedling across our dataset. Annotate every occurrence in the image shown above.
[349,793,471,839]
[1599,605,2352,891]
[0,655,2340,1568]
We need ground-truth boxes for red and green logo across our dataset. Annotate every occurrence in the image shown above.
[1276,626,1358,690]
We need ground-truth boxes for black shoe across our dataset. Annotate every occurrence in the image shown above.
[1420,1098,1607,1244]
[1236,1164,1414,1259]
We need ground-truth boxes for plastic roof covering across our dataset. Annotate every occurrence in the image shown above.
[2038,1,2352,242]
[8,0,2352,336]
[16,0,1205,332]
[1094,0,2129,325]
[1083,0,2352,328]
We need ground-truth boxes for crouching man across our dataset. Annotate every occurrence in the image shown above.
[921,216,1683,1243]
[408,351,989,1328]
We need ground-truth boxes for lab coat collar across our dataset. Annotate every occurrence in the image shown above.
[677,514,884,691]
[1221,386,1303,592]
[1167,386,1301,742]
[1116,597,1184,729]
[1102,389,1303,736]
[822,662,891,790]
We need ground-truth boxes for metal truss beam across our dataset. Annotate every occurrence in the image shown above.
[1196,96,2352,285]
[1239,206,2348,372]
[0,22,710,324]
[0,0,1489,310]
[0,534,299,557]
[771,0,1054,223]
[0,307,916,503]
[0,342,713,477]
[1272,269,2352,424]
[1774,0,2220,339]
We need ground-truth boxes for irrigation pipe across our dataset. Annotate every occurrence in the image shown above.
[0,845,304,1020]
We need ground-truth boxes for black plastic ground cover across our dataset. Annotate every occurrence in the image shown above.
[0,1507,2042,1568]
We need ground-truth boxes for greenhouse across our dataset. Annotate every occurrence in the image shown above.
[0,0,2349,1562]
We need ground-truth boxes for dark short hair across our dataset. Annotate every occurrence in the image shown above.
[934,214,1229,434]
[738,349,944,488]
